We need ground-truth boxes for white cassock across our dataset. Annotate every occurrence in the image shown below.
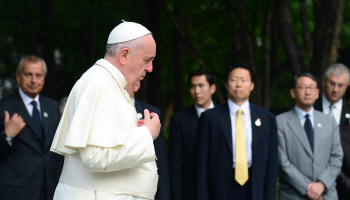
[50,59,158,200]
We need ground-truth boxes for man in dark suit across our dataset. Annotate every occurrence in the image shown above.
[314,63,350,125]
[196,63,278,200]
[337,86,350,200]
[168,68,216,200]
[127,82,170,200]
[0,55,63,200]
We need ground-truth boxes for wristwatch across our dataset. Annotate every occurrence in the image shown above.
[1,130,12,146]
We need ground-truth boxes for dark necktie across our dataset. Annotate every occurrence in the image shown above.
[304,114,314,152]
[31,101,44,141]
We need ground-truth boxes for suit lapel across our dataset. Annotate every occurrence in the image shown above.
[40,97,52,150]
[287,108,313,157]
[134,100,143,118]
[188,106,199,143]
[220,103,233,155]
[14,92,41,139]
[340,120,350,147]
[313,111,329,155]
[340,100,350,123]
[250,104,263,157]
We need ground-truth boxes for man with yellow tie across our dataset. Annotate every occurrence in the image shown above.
[196,63,279,200]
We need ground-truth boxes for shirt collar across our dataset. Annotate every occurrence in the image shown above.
[294,105,314,119]
[97,59,128,89]
[18,87,40,107]
[228,99,250,115]
[322,93,342,110]
[194,101,214,117]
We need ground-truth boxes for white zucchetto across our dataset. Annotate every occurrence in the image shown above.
[107,20,151,44]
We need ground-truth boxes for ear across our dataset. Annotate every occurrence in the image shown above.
[250,82,254,92]
[322,78,327,88]
[290,89,296,99]
[15,73,20,84]
[210,84,216,94]
[119,47,130,66]
[225,83,228,91]
[315,88,319,99]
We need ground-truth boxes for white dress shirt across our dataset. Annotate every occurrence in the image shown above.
[18,87,41,117]
[228,99,252,168]
[294,106,315,129]
[194,101,214,117]
[322,94,342,125]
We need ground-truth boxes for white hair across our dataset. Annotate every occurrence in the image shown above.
[104,34,151,57]
[17,55,48,77]
[324,63,349,82]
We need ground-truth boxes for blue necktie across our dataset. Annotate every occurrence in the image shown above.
[31,101,44,142]
[304,114,314,152]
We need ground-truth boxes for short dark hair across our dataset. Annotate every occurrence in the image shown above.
[188,68,216,86]
[225,63,255,83]
[291,72,318,89]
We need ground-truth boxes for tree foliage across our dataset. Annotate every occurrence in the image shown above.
[1,0,350,130]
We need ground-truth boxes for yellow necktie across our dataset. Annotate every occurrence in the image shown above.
[235,108,248,186]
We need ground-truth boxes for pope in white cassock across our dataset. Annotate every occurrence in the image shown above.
[50,21,161,200]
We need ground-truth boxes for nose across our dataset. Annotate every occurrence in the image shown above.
[236,79,242,86]
[333,84,340,92]
[31,75,37,83]
[146,62,153,72]
[194,86,200,94]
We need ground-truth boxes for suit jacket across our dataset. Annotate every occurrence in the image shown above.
[0,91,63,200]
[276,108,343,200]
[314,97,350,124]
[196,102,279,200]
[134,100,170,200]
[336,119,350,200]
[168,105,199,200]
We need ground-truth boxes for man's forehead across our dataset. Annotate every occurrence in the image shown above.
[190,75,208,84]
[297,77,316,85]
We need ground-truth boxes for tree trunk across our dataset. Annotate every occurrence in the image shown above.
[299,0,313,60]
[274,0,306,75]
[310,0,338,81]
[40,0,56,99]
[328,0,347,66]
[262,3,272,109]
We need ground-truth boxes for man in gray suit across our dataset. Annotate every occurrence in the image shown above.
[277,73,343,200]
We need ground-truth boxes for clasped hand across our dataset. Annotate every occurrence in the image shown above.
[137,109,160,140]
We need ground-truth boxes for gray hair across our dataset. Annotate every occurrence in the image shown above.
[324,63,350,82]
[17,55,48,77]
[104,33,151,57]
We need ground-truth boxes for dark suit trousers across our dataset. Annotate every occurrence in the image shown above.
[230,168,252,200]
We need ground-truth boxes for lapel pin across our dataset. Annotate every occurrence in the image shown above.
[43,112,48,118]
[346,113,350,118]
[137,113,143,120]
[317,123,322,127]
[255,118,261,126]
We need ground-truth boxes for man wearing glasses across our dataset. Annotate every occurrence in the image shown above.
[314,64,350,125]
[277,73,343,200]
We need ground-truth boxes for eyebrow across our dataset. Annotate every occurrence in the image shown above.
[144,57,154,62]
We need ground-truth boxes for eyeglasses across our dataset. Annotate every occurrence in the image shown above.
[296,86,317,91]
[327,80,347,89]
